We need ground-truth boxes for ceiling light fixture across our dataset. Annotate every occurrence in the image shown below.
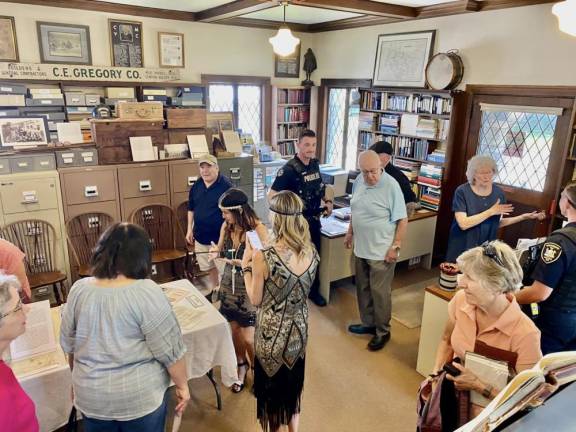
[269,1,300,57]
[553,0,576,36]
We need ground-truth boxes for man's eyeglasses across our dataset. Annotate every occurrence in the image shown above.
[481,242,505,267]
[360,168,382,176]
[0,298,22,320]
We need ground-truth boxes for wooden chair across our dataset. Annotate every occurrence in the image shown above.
[130,204,188,281]
[66,212,114,280]
[0,220,67,305]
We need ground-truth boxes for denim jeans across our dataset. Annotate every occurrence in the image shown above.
[537,308,576,355]
[82,390,168,432]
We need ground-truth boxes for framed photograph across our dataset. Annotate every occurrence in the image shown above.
[372,30,436,88]
[207,112,235,132]
[109,19,143,68]
[218,119,234,132]
[0,117,49,148]
[158,32,184,68]
[0,16,18,62]
[37,22,91,65]
[274,45,301,78]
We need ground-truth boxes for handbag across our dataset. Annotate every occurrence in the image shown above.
[417,372,444,432]
[66,407,78,432]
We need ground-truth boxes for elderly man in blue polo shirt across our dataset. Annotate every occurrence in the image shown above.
[186,154,232,293]
[345,150,408,351]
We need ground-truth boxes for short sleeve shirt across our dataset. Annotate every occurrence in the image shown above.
[448,290,542,370]
[350,172,407,260]
[531,223,576,290]
[445,183,506,262]
[188,174,232,245]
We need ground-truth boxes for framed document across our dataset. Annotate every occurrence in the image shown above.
[37,22,92,65]
[0,117,49,148]
[158,32,184,68]
[109,19,143,67]
[0,16,18,62]
[274,45,301,78]
[372,31,436,88]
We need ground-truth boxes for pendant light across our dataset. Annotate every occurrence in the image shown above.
[553,0,576,36]
[269,1,300,57]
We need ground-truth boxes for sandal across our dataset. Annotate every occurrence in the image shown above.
[231,362,249,393]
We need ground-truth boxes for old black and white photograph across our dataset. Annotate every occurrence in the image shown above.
[37,22,92,65]
[109,19,143,67]
[0,117,49,148]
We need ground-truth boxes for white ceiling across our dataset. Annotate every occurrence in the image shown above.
[241,5,362,25]
[370,0,457,6]
[94,0,234,13]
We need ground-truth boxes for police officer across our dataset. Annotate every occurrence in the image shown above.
[269,129,334,307]
[516,182,576,354]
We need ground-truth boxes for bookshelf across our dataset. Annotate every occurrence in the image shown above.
[552,128,576,231]
[271,86,318,158]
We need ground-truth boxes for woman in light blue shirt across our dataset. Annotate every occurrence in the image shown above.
[60,223,189,432]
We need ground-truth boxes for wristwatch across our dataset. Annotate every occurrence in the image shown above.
[482,384,493,398]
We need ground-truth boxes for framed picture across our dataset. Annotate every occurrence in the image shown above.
[37,22,92,65]
[0,117,49,148]
[372,30,436,88]
[0,16,18,62]
[158,32,184,68]
[274,45,301,78]
[207,112,235,132]
[109,19,143,68]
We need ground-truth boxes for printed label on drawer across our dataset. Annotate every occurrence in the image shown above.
[62,153,74,158]
[17,162,29,167]
[0,112,6,117]
[22,191,37,203]
[83,156,93,162]
[39,161,50,166]
[81,152,94,157]
[40,100,53,105]
[0,87,11,92]
[63,158,74,164]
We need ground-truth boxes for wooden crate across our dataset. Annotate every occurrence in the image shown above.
[166,108,206,129]
[91,120,168,164]
[117,102,164,121]
[167,128,207,144]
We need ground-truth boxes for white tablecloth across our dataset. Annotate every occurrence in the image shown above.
[16,279,238,431]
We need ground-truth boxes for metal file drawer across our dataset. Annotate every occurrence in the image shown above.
[169,160,199,194]
[0,177,58,214]
[121,195,169,220]
[55,148,98,168]
[60,167,118,205]
[9,154,56,173]
[217,156,254,187]
[118,163,169,199]
[65,201,120,222]
[0,158,10,174]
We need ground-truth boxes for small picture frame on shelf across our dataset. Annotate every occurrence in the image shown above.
[0,16,18,62]
[274,45,301,78]
[109,19,143,67]
[372,30,436,88]
[0,117,49,148]
[158,32,184,68]
[206,112,234,132]
[37,22,92,65]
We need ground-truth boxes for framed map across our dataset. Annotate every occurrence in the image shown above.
[372,31,435,88]
[0,16,19,62]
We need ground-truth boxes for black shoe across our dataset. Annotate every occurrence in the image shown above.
[368,333,391,351]
[309,291,327,307]
[348,324,377,335]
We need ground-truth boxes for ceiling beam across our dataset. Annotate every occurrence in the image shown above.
[308,15,400,32]
[0,0,196,21]
[196,0,277,22]
[215,17,310,32]
[292,0,417,18]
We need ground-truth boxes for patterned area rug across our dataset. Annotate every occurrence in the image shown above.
[391,277,438,329]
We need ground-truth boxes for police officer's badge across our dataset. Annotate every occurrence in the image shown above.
[541,242,562,264]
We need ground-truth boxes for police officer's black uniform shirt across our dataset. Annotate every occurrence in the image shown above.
[271,155,323,218]
[385,163,417,204]
[531,222,576,290]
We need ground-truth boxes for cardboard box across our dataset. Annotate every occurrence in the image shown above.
[106,87,135,99]
[85,94,101,106]
[65,93,86,106]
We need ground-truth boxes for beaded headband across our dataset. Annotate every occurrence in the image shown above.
[269,206,302,216]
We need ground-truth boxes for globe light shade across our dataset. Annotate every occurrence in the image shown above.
[553,0,576,36]
[269,26,300,57]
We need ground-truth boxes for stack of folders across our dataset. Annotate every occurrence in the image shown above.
[0,82,27,111]
[142,87,168,104]
[177,87,204,107]
[26,87,65,107]
[457,351,576,432]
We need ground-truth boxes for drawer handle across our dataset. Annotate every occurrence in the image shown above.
[187,176,198,186]
[85,186,99,197]
[17,162,29,168]
[21,191,38,204]
[139,180,152,191]
[0,182,13,186]
[229,168,241,180]
[39,161,50,166]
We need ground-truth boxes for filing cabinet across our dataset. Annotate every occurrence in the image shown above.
[0,170,70,285]
[117,162,170,220]
[168,159,199,209]
[217,155,254,205]
[55,147,98,168]
[0,153,57,174]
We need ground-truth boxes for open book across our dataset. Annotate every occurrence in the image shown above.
[456,351,576,431]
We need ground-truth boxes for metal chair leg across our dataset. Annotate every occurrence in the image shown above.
[206,369,222,410]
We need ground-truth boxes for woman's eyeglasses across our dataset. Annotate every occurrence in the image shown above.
[481,242,505,267]
[0,298,23,320]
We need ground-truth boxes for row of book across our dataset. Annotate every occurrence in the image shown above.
[393,159,420,182]
[277,88,310,105]
[360,91,453,115]
[277,140,296,156]
[395,137,431,160]
[427,149,446,163]
[379,114,401,134]
[277,124,306,140]
[277,107,310,123]
[359,112,451,141]
[359,131,377,150]
[359,111,377,130]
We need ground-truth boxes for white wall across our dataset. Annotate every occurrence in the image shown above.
[313,4,576,87]
[3,2,314,85]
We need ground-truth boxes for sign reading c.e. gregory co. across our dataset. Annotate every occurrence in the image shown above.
[0,62,181,82]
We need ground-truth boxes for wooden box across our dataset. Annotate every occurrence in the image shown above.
[91,120,168,164]
[117,102,164,121]
[167,128,206,144]
[166,108,206,129]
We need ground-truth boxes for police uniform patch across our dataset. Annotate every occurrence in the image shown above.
[276,168,284,177]
[541,242,562,264]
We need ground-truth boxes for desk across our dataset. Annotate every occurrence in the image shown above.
[12,279,237,431]
[318,210,438,303]
[415,285,456,377]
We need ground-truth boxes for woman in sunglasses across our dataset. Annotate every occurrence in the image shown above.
[0,274,38,432]
[430,240,541,421]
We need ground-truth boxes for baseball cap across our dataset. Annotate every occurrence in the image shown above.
[369,141,393,155]
[198,153,218,166]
